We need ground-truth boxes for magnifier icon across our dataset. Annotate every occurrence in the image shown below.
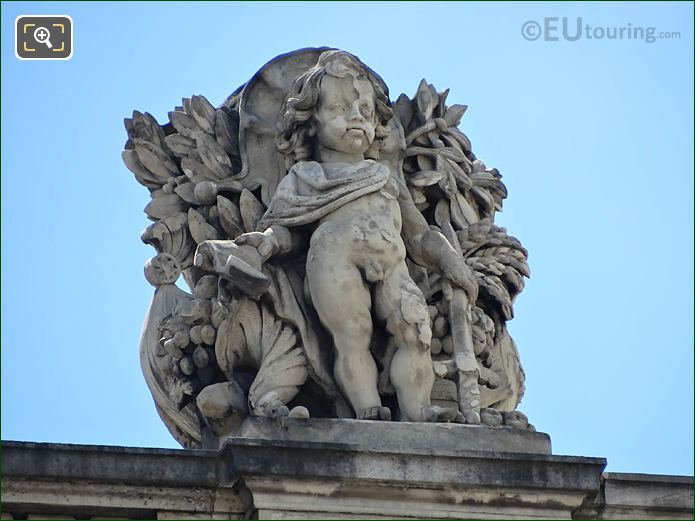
[33,26,53,49]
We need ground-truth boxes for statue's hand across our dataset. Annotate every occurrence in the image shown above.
[443,261,479,303]
[235,231,279,262]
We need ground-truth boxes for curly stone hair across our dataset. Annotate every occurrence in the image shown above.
[276,50,393,166]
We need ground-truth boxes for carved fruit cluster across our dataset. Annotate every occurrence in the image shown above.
[155,275,233,410]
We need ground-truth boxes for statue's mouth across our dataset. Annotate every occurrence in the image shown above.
[346,127,366,137]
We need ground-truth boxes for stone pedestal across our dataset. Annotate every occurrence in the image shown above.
[238,417,552,454]
[3,434,692,520]
[225,418,605,519]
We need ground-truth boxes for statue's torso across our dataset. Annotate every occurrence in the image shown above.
[310,162,406,273]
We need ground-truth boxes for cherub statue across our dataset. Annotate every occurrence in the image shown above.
[196,51,476,422]
[124,47,530,448]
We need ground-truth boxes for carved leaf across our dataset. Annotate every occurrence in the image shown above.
[434,198,450,228]
[451,191,479,228]
[471,186,496,220]
[122,150,162,189]
[165,134,196,158]
[214,317,246,378]
[447,159,473,191]
[410,187,427,204]
[261,304,283,360]
[190,95,216,135]
[237,298,263,365]
[443,104,468,127]
[249,315,307,414]
[415,79,437,122]
[476,274,513,320]
[447,127,473,154]
[145,192,187,220]
[440,219,463,254]
[188,208,220,244]
[393,94,414,133]
[142,212,187,253]
[196,134,234,179]
[440,132,463,153]
[215,109,240,157]
[407,170,444,187]
[435,88,450,118]
[133,139,179,179]
[174,181,197,204]
[439,147,468,164]
[217,195,244,239]
[169,111,201,140]
[416,154,434,172]
[503,265,525,294]
[127,111,167,148]
[180,157,220,184]
[182,97,194,114]
[164,214,195,268]
[239,189,265,232]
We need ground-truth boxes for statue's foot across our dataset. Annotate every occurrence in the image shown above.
[480,407,503,426]
[464,410,481,424]
[255,398,290,418]
[422,404,459,423]
[358,406,391,421]
[268,404,290,418]
[288,405,310,419]
[502,410,529,430]
[452,410,482,424]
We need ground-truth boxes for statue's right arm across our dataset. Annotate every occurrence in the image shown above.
[236,225,308,260]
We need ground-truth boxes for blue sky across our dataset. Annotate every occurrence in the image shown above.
[2,1,693,476]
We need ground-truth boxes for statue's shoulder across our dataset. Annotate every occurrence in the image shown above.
[290,160,322,175]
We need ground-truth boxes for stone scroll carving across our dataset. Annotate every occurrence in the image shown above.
[123,48,531,448]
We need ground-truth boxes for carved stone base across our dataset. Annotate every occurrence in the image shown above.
[223,423,606,519]
[4,440,692,519]
[236,416,551,455]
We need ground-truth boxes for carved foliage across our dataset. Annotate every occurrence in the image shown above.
[396,81,529,411]
[123,97,245,275]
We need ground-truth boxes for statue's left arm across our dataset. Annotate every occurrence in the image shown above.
[393,169,478,301]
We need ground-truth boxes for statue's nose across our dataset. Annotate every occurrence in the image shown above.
[348,102,364,121]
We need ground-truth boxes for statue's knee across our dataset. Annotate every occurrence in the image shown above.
[389,280,432,351]
[387,313,431,353]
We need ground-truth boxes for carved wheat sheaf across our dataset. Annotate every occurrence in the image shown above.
[395,79,529,413]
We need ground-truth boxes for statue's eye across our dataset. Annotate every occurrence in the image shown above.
[360,104,374,118]
[330,103,346,112]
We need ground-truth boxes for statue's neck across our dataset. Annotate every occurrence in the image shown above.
[315,146,364,164]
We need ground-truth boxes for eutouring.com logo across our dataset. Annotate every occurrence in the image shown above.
[521,17,680,43]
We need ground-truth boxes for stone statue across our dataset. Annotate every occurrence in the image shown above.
[123,48,531,449]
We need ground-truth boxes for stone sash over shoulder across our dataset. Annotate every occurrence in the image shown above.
[258,160,389,229]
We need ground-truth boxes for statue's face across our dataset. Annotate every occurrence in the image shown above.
[315,74,377,158]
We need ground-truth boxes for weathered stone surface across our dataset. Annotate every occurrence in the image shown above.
[1,440,226,487]
[599,472,694,519]
[225,436,606,519]
[3,441,692,520]
[237,417,551,455]
[126,48,530,448]
[224,437,603,490]
[1,441,247,520]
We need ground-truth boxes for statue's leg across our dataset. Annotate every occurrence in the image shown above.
[375,264,456,422]
[306,257,384,419]
[374,263,432,421]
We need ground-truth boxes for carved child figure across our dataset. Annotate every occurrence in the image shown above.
[199,51,477,421]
